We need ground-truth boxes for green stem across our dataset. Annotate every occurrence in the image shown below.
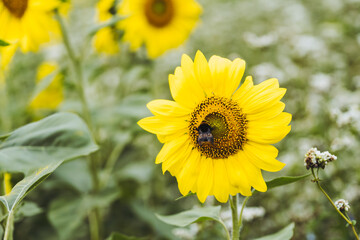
[55,10,101,240]
[3,212,14,240]
[219,219,231,240]
[230,195,239,240]
[346,213,360,240]
[238,195,250,234]
[311,169,359,240]
[54,11,93,131]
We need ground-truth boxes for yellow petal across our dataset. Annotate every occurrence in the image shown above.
[162,142,192,175]
[226,58,245,97]
[212,159,230,203]
[147,99,191,116]
[156,135,189,164]
[243,142,285,172]
[177,150,201,196]
[169,58,205,108]
[247,125,291,144]
[196,157,214,203]
[246,102,285,122]
[225,155,252,196]
[238,156,267,192]
[208,55,232,97]
[194,50,212,96]
[232,76,254,100]
[138,116,188,135]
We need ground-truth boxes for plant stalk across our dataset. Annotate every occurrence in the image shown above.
[55,10,101,240]
[230,195,239,240]
[311,169,359,240]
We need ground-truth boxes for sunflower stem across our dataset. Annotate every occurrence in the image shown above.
[55,10,101,240]
[311,169,359,240]
[230,195,240,240]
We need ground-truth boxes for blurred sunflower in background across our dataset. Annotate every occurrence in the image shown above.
[29,62,63,114]
[117,0,202,58]
[93,0,120,54]
[0,0,60,69]
[138,51,291,203]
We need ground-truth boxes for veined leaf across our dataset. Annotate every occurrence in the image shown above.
[0,112,98,174]
[253,223,295,240]
[106,232,148,240]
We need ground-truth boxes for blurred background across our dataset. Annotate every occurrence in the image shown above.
[2,0,360,239]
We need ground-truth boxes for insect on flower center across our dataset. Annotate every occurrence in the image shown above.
[144,0,174,28]
[2,0,28,18]
[189,96,248,159]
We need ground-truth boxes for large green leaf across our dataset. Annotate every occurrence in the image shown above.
[0,112,98,174]
[156,206,222,227]
[253,223,295,240]
[0,113,97,239]
[266,174,311,190]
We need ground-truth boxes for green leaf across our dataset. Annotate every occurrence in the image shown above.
[156,206,222,227]
[253,223,295,240]
[48,190,119,240]
[14,201,42,222]
[106,232,148,240]
[0,40,10,47]
[0,112,98,174]
[0,113,97,239]
[266,174,311,190]
[131,203,177,240]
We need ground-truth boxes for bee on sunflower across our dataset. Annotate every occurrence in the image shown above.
[138,51,291,203]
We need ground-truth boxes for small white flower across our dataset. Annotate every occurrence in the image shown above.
[335,199,350,212]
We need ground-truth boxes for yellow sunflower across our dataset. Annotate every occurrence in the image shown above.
[138,51,291,203]
[4,172,11,195]
[93,0,119,54]
[29,62,63,112]
[0,0,60,68]
[117,0,202,58]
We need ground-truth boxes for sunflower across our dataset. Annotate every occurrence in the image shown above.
[29,62,63,112]
[138,51,291,203]
[117,0,202,58]
[93,0,119,54]
[0,0,60,68]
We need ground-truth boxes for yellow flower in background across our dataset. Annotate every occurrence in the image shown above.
[4,173,12,195]
[138,51,291,203]
[93,0,119,54]
[29,62,63,111]
[118,0,202,58]
[0,0,60,69]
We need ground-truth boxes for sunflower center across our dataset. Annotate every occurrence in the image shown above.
[144,0,174,28]
[2,0,28,18]
[189,96,248,159]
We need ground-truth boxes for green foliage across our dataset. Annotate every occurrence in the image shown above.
[156,206,222,227]
[0,113,98,240]
[0,40,9,47]
[266,174,311,190]
[0,112,98,174]
[253,223,295,240]
[106,232,147,240]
